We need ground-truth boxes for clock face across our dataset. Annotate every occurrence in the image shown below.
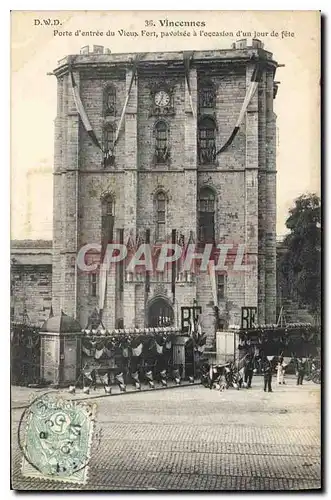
[154,90,170,107]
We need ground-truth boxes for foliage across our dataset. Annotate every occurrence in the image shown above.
[280,193,321,318]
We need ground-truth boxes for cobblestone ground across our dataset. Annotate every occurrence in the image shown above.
[11,376,321,491]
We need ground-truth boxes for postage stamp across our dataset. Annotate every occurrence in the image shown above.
[20,394,97,484]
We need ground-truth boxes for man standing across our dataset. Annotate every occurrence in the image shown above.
[244,354,254,388]
[262,356,273,392]
[296,357,306,385]
[277,354,286,385]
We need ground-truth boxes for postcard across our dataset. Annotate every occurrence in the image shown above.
[11,10,321,491]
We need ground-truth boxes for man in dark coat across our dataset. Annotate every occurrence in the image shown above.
[296,357,306,385]
[262,357,273,392]
[244,354,254,388]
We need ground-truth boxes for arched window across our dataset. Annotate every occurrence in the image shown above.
[198,187,215,244]
[198,117,216,165]
[104,125,114,153]
[199,82,216,109]
[104,85,116,116]
[154,121,169,164]
[104,125,115,167]
[156,192,166,241]
[101,195,115,255]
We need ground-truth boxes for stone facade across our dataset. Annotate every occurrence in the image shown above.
[52,40,278,346]
[11,240,52,326]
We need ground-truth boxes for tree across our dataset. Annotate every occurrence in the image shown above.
[280,193,321,321]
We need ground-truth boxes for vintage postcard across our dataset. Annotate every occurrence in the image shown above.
[11,10,321,491]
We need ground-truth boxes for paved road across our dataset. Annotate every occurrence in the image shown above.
[11,376,321,491]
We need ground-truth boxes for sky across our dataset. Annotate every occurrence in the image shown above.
[11,10,320,240]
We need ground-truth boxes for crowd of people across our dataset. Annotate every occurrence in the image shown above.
[202,353,320,393]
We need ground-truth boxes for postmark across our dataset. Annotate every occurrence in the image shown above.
[19,394,96,484]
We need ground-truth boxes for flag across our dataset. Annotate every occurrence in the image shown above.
[131,371,140,383]
[122,347,129,358]
[208,261,218,307]
[99,265,108,312]
[189,315,195,337]
[99,372,109,386]
[69,62,102,151]
[113,54,145,147]
[132,343,143,357]
[131,371,141,389]
[156,342,163,355]
[94,348,104,360]
[116,372,125,387]
[177,233,185,277]
[82,345,93,357]
[82,369,94,381]
[171,229,176,299]
[216,62,263,155]
[183,51,196,119]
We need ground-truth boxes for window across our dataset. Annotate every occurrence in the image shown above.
[154,121,169,164]
[101,195,115,256]
[199,83,216,109]
[104,86,116,116]
[217,274,226,301]
[104,125,115,166]
[198,117,216,165]
[89,273,97,297]
[198,187,215,244]
[156,192,166,241]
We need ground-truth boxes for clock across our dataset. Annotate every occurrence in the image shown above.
[154,90,170,107]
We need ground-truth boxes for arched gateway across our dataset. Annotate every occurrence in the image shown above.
[147,297,174,328]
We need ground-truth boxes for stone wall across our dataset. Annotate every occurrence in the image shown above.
[11,241,52,326]
[51,41,278,342]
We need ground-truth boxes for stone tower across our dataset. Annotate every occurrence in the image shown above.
[52,39,278,345]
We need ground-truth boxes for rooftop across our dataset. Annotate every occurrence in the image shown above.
[53,38,278,77]
[41,311,82,333]
[11,240,52,249]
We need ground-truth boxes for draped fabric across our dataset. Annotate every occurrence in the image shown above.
[69,54,145,166]
[177,233,185,277]
[69,60,103,151]
[98,264,108,312]
[216,62,263,155]
[156,342,163,355]
[183,51,196,119]
[132,343,143,357]
[113,53,146,147]
[208,260,218,307]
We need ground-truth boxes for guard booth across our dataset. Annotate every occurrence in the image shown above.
[39,311,83,387]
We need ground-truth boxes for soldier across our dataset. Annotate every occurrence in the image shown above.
[262,356,273,392]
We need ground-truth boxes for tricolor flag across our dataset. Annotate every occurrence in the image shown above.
[177,233,185,278]
[216,62,263,155]
[156,342,163,355]
[99,264,108,312]
[208,261,218,308]
[132,343,143,357]
[69,63,103,151]
[113,53,145,148]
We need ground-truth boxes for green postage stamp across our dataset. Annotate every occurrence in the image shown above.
[20,394,97,484]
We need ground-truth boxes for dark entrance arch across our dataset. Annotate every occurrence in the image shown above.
[147,297,174,327]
